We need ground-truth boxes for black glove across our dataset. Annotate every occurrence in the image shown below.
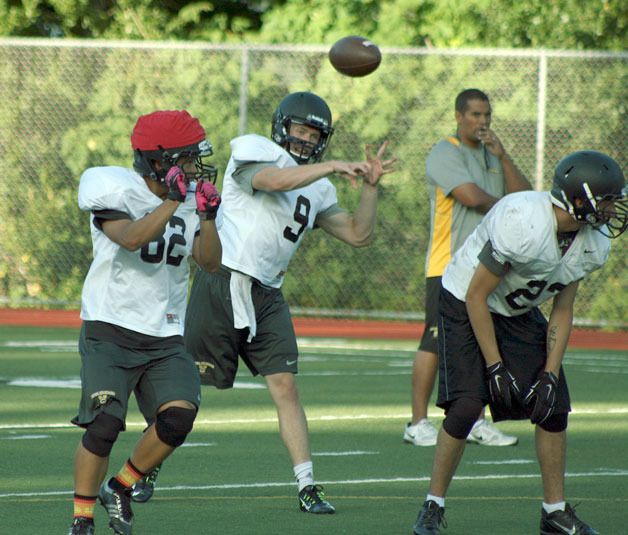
[523,371,558,424]
[486,361,521,413]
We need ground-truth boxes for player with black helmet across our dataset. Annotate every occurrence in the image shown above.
[412,149,625,535]
[68,110,222,535]
[180,91,395,515]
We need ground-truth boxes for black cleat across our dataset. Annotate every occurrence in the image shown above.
[98,478,133,535]
[298,485,336,514]
[68,517,95,535]
[131,463,161,503]
[540,503,599,535]
[413,500,446,535]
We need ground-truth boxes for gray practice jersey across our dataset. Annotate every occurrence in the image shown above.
[442,191,610,316]
[78,166,199,337]
[218,134,339,288]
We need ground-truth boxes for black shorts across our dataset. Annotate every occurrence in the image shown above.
[418,277,441,353]
[184,267,299,388]
[436,288,571,422]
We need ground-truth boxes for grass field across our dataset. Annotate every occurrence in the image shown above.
[1,325,627,534]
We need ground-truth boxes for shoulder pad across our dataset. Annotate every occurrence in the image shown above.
[78,166,143,212]
[230,134,286,163]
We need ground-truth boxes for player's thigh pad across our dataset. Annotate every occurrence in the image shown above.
[184,269,242,388]
[418,277,441,353]
[82,412,124,457]
[443,397,484,439]
[155,406,197,447]
[242,284,298,376]
[134,346,201,419]
[538,411,568,433]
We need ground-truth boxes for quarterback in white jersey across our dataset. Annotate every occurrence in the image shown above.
[185,92,396,515]
[412,150,626,535]
[69,110,222,535]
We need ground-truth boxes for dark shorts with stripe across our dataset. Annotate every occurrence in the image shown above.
[184,267,299,389]
[436,287,571,422]
[418,276,441,353]
[72,322,201,429]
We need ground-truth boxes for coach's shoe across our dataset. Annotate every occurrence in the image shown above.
[68,517,95,535]
[98,478,133,535]
[540,503,599,535]
[403,419,438,446]
[298,485,336,514]
[467,418,518,446]
[413,500,446,535]
[131,463,161,503]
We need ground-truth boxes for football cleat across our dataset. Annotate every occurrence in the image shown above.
[540,503,599,535]
[466,418,518,446]
[68,517,95,535]
[98,478,133,535]
[298,485,336,514]
[413,500,446,535]
[131,463,161,503]
[403,419,438,446]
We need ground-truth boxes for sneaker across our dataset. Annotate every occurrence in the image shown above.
[540,503,599,535]
[131,463,161,503]
[98,478,133,535]
[68,517,95,535]
[467,418,518,446]
[403,419,438,446]
[413,500,446,535]
[298,484,336,514]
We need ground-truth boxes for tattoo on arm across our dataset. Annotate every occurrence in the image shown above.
[547,326,558,352]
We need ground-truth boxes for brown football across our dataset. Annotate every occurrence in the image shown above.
[328,36,381,77]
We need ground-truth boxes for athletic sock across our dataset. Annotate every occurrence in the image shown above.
[543,501,566,514]
[293,461,314,492]
[73,493,97,519]
[426,494,445,508]
[114,458,146,489]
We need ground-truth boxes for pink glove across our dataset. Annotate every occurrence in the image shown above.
[196,180,221,220]
[165,166,187,202]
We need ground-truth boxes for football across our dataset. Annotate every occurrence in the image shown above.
[328,36,381,77]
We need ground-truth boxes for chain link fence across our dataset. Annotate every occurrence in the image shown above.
[0,39,626,327]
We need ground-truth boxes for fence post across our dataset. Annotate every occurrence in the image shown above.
[238,47,250,136]
[535,50,547,191]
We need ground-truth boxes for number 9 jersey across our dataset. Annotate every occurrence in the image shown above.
[78,166,199,337]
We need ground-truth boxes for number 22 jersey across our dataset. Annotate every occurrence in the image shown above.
[442,190,611,316]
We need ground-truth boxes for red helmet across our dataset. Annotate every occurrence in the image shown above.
[131,110,217,183]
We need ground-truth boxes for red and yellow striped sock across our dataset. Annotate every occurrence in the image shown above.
[114,458,146,489]
[73,494,96,519]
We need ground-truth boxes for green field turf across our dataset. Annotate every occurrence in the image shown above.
[1,325,627,534]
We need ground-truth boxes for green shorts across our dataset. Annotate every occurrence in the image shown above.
[184,267,299,388]
[72,323,201,428]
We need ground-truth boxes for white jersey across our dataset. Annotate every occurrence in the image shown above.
[218,134,338,288]
[443,191,610,316]
[78,166,199,337]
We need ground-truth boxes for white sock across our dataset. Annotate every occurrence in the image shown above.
[293,461,314,492]
[543,501,566,514]
[426,494,445,508]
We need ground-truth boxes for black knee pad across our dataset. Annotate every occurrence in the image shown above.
[538,412,568,433]
[82,413,124,457]
[443,398,484,440]
[155,406,196,447]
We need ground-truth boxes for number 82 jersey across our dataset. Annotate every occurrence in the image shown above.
[78,166,198,337]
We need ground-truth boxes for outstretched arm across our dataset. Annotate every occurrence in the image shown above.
[316,142,396,247]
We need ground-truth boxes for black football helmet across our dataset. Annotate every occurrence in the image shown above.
[551,150,627,238]
[131,110,217,184]
[271,92,334,164]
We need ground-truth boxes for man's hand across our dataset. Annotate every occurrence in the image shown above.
[196,180,221,220]
[476,128,505,159]
[523,371,558,424]
[165,166,188,202]
[363,141,397,186]
[486,361,521,413]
